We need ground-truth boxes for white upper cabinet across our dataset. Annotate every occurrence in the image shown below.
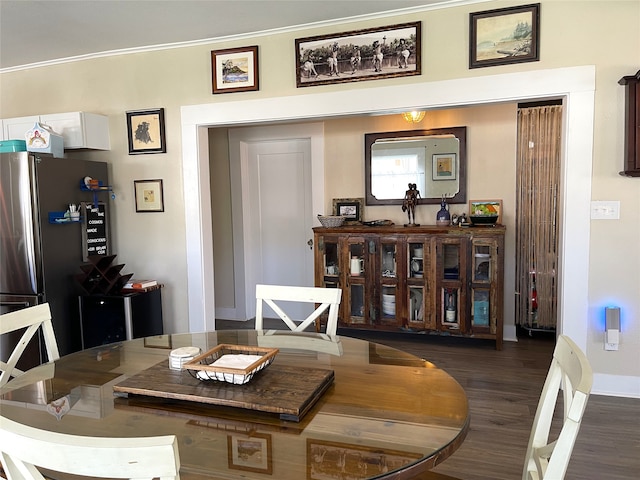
[2,112,110,150]
[3,115,38,142]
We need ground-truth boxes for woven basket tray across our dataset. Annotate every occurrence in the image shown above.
[317,215,345,227]
[182,344,278,385]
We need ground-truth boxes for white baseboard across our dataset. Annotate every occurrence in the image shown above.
[503,324,518,342]
[214,308,245,323]
[592,373,640,398]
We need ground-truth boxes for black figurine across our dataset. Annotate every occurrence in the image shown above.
[402,183,421,226]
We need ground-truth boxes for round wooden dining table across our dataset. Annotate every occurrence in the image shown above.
[0,330,469,480]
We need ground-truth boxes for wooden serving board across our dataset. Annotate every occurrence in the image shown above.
[113,360,334,422]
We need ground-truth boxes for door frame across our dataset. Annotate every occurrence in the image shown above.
[181,66,595,356]
[228,124,324,320]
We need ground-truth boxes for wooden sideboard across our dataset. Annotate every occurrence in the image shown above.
[313,225,505,349]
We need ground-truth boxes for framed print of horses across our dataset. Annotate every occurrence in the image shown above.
[295,22,421,88]
[211,45,259,94]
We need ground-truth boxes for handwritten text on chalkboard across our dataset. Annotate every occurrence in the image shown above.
[82,202,109,260]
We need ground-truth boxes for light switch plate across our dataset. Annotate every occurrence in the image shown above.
[591,201,620,220]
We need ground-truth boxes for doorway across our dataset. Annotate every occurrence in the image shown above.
[216,123,325,321]
[183,66,595,352]
[515,103,563,336]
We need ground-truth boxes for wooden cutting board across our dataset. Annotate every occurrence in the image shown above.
[113,360,334,421]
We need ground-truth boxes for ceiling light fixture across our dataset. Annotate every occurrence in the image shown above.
[402,111,426,123]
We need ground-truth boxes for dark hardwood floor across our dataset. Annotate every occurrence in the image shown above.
[216,319,639,479]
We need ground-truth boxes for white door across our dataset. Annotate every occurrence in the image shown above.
[240,136,315,320]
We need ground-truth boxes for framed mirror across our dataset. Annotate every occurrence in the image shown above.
[365,126,467,205]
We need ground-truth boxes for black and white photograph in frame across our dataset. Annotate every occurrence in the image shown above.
[332,198,364,224]
[296,22,421,88]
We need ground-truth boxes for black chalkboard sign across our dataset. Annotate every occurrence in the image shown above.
[81,202,110,260]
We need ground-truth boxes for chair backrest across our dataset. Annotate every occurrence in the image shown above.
[255,284,342,336]
[522,335,593,480]
[256,330,344,356]
[0,416,180,479]
[0,303,60,387]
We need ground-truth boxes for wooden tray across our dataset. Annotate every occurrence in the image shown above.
[113,359,334,421]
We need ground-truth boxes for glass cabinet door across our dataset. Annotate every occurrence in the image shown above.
[470,238,498,332]
[472,289,490,327]
[378,240,398,325]
[436,237,467,332]
[408,285,425,323]
[406,239,431,328]
[408,242,425,279]
[472,243,492,283]
[320,237,340,288]
[344,237,367,325]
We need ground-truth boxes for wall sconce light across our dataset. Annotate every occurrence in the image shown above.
[402,111,426,124]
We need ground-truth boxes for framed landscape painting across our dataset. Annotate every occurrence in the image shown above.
[469,3,540,68]
[227,433,272,474]
[296,22,421,87]
[211,45,259,94]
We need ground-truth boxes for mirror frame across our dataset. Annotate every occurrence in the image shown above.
[365,126,467,205]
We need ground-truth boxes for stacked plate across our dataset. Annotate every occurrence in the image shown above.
[382,293,395,315]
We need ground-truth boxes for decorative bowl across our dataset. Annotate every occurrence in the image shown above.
[317,215,345,228]
[469,214,499,225]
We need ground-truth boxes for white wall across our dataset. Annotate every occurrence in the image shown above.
[1,1,639,397]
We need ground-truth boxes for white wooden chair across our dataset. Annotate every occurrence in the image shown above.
[522,334,593,480]
[0,416,180,479]
[0,303,60,388]
[411,335,593,480]
[255,284,342,336]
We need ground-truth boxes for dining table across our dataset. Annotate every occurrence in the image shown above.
[0,329,469,480]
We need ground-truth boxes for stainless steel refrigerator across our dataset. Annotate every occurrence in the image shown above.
[1,152,108,367]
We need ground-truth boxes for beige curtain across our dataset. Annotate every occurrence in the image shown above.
[515,105,562,330]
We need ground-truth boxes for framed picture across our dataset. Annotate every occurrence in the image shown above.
[332,197,364,224]
[432,153,457,181]
[227,433,272,474]
[134,179,164,213]
[295,21,421,88]
[211,45,259,94]
[308,439,420,480]
[126,108,166,154]
[469,3,540,69]
[143,335,172,349]
[469,199,503,224]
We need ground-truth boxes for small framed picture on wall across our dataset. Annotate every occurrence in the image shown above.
[134,179,164,213]
[126,108,166,154]
[211,45,259,94]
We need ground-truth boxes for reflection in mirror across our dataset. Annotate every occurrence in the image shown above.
[365,127,466,205]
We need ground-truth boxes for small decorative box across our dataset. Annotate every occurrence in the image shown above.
[168,346,201,371]
[26,122,64,158]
